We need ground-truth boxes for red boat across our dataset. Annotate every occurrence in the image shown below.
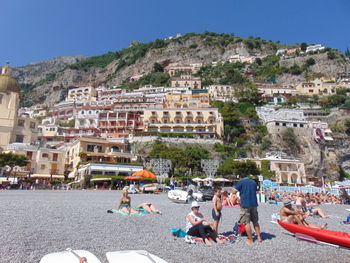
[278,220,350,248]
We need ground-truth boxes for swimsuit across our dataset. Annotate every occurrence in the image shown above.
[120,199,131,208]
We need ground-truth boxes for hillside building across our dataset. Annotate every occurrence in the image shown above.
[170,75,201,89]
[143,108,223,137]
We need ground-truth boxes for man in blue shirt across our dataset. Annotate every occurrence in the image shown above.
[232,174,262,244]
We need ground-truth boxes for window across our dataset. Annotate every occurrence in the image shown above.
[293,124,297,127]
[276,122,280,126]
[30,122,36,129]
[53,153,58,161]
[40,164,46,170]
[300,124,304,128]
[96,145,102,153]
[15,135,24,143]
[87,144,94,152]
[282,123,286,127]
[17,119,25,127]
[309,89,314,93]
[42,153,49,158]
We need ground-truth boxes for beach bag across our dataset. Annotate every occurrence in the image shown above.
[233,222,246,235]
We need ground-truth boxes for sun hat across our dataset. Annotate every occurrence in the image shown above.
[122,186,129,193]
[191,201,200,208]
[283,199,292,206]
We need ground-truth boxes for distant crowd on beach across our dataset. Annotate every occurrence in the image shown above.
[268,189,350,205]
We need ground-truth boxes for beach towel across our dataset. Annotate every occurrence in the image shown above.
[139,208,162,215]
[108,209,143,216]
[169,228,187,238]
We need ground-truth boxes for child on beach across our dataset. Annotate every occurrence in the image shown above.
[212,187,222,233]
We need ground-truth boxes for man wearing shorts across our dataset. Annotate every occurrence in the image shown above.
[232,174,262,244]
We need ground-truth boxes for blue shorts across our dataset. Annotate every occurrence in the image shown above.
[212,209,222,221]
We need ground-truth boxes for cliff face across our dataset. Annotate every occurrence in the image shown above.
[13,33,345,106]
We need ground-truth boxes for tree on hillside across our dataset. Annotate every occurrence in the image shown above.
[327,50,337,60]
[233,82,260,104]
[300,43,307,52]
[218,159,260,178]
[345,48,350,58]
[281,128,300,155]
[153,62,164,72]
[184,146,211,173]
[305,58,316,67]
[0,153,29,180]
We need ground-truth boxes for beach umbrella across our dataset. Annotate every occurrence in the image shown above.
[262,179,278,188]
[131,170,157,179]
[192,177,203,182]
[202,177,214,182]
[213,178,231,182]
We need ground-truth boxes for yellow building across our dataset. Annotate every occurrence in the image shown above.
[170,75,202,89]
[239,152,307,184]
[0,65,38,151]
[295,79,342,96]
[143,108,223,137]
[165,89,210,108]
[66,137,135,177]
[207,85,236,101]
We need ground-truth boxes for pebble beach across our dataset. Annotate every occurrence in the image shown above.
[0,190,349,263]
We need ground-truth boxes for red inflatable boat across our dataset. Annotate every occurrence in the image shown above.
[278,220,350,248]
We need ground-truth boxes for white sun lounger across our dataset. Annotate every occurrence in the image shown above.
[40,248,168,263]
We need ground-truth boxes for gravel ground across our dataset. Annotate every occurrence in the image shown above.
[0,190,349,263]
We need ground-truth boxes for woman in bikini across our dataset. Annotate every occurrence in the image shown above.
[137,203,162,214]
[117,187,139,214]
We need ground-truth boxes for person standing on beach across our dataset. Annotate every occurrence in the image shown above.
[212,187,222,233]
[232,174,262,244]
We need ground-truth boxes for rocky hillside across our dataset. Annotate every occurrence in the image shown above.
[12,32,346,106]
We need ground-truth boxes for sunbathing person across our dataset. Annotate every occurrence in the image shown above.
[302,197,329,218]
[222,191,233,206]
[280,199,327,229]
[229,190,240,205]
[117,187,139,214]
[186,201,224,246]
[137,203,162,214]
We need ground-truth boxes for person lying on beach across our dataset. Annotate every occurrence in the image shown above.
[186,201,224,246]
[222,191,233,206]
[117,187,139,214]
[302,196,329,218]
[229,190,240,205]
[137,203,162,214]
[280,199,327,229]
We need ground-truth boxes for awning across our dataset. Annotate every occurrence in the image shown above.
[91,178,112,182]
[31,174,64,179]
[324,129,332,133]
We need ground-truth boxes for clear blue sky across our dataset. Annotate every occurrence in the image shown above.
[1,0,349,67]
